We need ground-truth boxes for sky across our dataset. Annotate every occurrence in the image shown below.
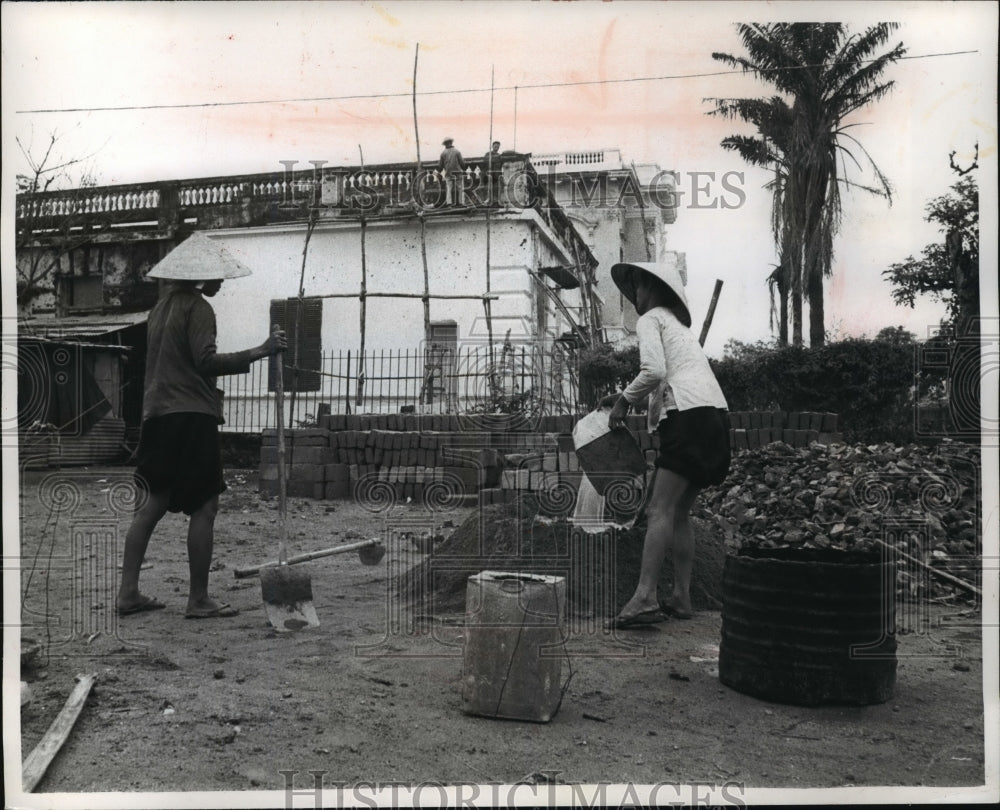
[2,0,997,358]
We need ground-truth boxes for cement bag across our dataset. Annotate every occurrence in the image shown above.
[572,409,647,496]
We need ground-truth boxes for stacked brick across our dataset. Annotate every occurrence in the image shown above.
[259,426,501,502]
[259,410,841,501]
[727,411,841,451]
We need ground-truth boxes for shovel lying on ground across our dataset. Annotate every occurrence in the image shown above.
[258,331,320,632]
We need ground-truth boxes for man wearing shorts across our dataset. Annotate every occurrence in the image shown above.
[606,260,730,627]
[116,234,286,618]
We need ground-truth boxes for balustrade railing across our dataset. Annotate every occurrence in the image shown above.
[18,160,521,224]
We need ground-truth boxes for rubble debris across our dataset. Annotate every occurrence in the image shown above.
[695,440,981,602]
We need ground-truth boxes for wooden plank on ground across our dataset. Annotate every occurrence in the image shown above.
[22,672,97,792]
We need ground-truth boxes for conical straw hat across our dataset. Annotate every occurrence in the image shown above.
[611,259,691,327]
[146,232,253,281]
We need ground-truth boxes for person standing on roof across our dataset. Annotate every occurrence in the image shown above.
[483,140,504,206]
[116,233,286,619]
[439,137,466,207]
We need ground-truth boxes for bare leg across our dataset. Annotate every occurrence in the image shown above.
[185,495,221,613]
[117,491,170,611]
[664,484,701,616]
[616,469,691,620]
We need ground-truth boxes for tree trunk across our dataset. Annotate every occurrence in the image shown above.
[790,253,803,347]
[778,265,789,346]
[808,265,825,347]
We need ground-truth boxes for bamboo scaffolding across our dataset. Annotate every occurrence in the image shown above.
[413,42,434,407]
[632,160,653,262]
[485,65,496,376]
[357,144,368,406]
[289,198,318,428]
[412,44,432,346]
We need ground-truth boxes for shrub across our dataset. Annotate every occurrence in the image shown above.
[711,336,922,444]
[577,342,640,408]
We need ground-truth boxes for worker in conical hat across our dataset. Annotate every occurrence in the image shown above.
[605,260,730,628]
[117,233,286,619]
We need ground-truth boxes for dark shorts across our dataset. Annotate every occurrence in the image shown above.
[134,413,226,515]
[655,407,731,487]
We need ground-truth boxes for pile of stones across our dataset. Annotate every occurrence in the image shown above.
[695,439,982,602]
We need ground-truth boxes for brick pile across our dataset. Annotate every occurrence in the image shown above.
[259,410,842,502]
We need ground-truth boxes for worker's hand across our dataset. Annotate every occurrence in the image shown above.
[261,328,288,357]
[608,396,630,430]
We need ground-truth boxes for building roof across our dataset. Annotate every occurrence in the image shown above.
[19,311,148,344]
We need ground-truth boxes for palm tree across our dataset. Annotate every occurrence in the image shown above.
[709,23,905,346]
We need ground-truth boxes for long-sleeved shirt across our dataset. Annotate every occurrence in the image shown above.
[439,146,466,176]
[142,285,253,422]
[622,306,728,431]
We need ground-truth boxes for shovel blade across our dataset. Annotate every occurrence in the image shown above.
[263,600,320,632]
[260,564,320,632]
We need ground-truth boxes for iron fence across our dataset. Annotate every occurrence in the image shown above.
[219,341,581,433]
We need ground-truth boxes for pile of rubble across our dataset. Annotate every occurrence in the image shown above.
[695,440,982,602]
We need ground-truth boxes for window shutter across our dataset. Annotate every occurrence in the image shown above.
[268,297,322,392]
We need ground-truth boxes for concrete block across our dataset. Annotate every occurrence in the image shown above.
[325,463,350,482]
[291,446,335,465]
[782,429,796,445]
[821,412,839,432]
[732,429,748,451]
[808,412,824,431]
[324,479,351,500]
[288,463,325,483]
[286,480,324,499]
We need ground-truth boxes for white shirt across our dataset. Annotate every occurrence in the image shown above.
[622,307,728,431]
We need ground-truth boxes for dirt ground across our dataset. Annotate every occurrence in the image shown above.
[16,466,988,799]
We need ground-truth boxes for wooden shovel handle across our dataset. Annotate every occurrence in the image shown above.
[273,323,288,564]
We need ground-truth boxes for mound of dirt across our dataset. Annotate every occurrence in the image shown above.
[397,501,727,617]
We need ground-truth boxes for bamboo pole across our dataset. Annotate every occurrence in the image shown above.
[358,144,368,407]
[698,280,724,347]
[631,161,653,262]
[485,65,496,382]
[873,538,982,597]
[413,42,434,407]
[412,45,432,347]
[289,199,318,429]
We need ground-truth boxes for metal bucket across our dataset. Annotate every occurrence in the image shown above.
[719,547,897,706]
[461,571,567,722]
[573,411,647,496]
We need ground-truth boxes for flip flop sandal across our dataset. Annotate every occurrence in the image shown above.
[185,603,240,619]
[659,602,693,620]
[118,596,166,616]
[607,607,667,630]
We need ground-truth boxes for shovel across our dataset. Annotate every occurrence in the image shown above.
[234,538,386,578]
[259,328,320,632]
